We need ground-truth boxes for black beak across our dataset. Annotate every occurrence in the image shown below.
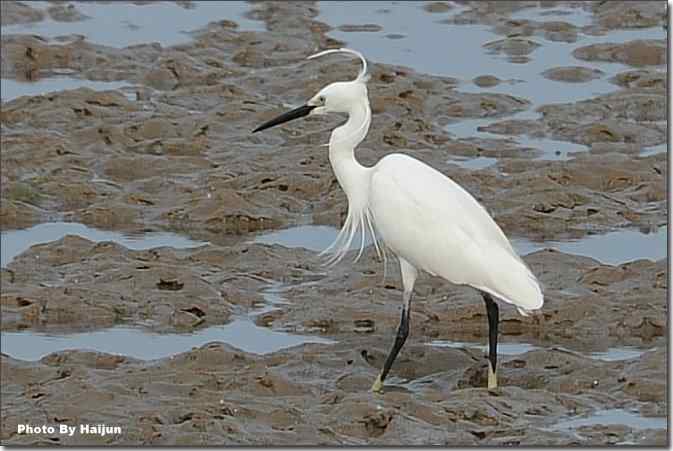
[252,104,316,133]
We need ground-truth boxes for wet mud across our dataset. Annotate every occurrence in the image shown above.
[0,0,667,446]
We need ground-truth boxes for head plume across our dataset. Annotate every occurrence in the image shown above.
[307,48,370,83]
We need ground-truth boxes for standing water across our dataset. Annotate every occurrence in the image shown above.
[1,222,333,360]
[1,1,264,102]
[316,1,666,161]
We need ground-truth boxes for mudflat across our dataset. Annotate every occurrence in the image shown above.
[1,1,667,446]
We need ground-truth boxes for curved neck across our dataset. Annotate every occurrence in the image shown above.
[328,98,371,209]
[329,100,371,159]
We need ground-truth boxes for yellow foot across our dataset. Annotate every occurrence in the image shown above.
[371,375,384,394]
[487,364,498,391]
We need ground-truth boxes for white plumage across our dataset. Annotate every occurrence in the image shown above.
[369,153,543,314]
[253,48,544,393]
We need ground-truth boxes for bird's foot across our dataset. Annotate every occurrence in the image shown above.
[487,364,499,393]
[370,375,385,394]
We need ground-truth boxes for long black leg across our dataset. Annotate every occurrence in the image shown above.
[371,292,412,392]
[372,259,417,393]
[482,292,499,389]
[383,299,411,378]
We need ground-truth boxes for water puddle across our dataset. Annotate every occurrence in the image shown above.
[317,1,664,164]
[447,116,514,140]
[509,6,595,28]
[445,114,588,161]
[0,319,333,361]
[318,2,497,80]
[1,277,333,361]
[1,77,131,103]
[457,69,618,112]
[429,340,537,355]
[317,2,662,86]
[553,409,667,431]
[1,222,208,268]
[447,156,498,170]
[429,340,654,362]
[640,143,668,157]
[1,222,333,360]
[254,281,291,316]
[1,1,264,47]
[512,225,667,265]
[589,346,651,362]
[253,224,372,253]
[515,135,588,161]
[1,2,264,103]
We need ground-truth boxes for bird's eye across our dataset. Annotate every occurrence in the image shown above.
[318,96,326,104]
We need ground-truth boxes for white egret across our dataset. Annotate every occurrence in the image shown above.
[253,48,543,393]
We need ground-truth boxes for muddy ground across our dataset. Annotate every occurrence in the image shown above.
[0,0,668,446]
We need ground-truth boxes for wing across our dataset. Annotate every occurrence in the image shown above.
[369,153,543,312]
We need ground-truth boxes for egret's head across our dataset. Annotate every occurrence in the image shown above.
[306,81,368,116]
[252,48,369,134]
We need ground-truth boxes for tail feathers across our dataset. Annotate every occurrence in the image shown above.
[516,306,539,317]
[476,253,544,316]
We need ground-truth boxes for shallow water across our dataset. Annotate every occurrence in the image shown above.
[0,1,264,47]
[429,340,652,362]
[2,274,333,361]
[1,77,131,103]
[316,1,663,90]
[253,224,371,253]
[317,1,499,80]
[316,1,664,166]
[445,113,590,161]
[1,222,333,360]
[430,340,537,355]
[512,225,667,265]
[0,319,333,361]
[447,155,498,170]
[254,281,291,316]
[517,135,589,161]
[1,1,263,104]
[446,116,513,140]
[0,222,208,268]
[553,409,667,431]
[509,5,595,28]
[589,346,652,362]
[640,142,668,157]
